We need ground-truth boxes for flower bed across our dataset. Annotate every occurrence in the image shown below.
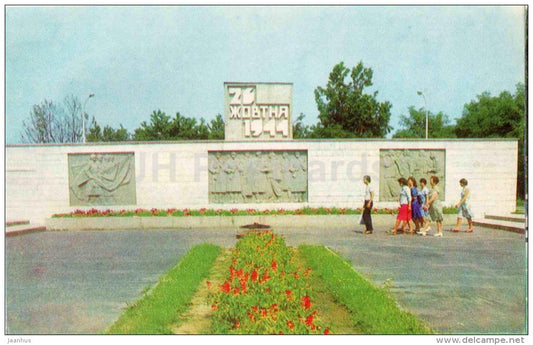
[52,206,459,218]
[207,230,330,334]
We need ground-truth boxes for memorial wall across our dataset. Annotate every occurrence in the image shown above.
[6,139,518,224]
[5,82,519,224]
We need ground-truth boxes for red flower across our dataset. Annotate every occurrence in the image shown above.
[259,270,271,284]
[233,287,240,295]
[251,269,258,282]
[271,260,278,271]
[269,304,278,313]
[304,268,312,277]
[211,304,218,311]
[287,320,295,330]
[234,320,240,329]
[305,314,316,330]
[251,306,258,313]
[324,328,331,334]
[285,290,292,299]
[220,281,231,293]
[248,312,255,322]
[302,295,311,310]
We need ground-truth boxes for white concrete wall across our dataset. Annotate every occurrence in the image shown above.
[6,139,518,224]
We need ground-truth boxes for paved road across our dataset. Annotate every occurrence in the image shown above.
[281,223,527,334]
[5,223,526,334]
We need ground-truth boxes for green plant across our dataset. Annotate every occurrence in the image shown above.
[207,231,330,334]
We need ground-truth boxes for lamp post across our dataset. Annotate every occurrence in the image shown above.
[82,93,95,143]
[417,91,429,139]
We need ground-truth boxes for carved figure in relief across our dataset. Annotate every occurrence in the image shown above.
[381,151,399,199]
[70,153,133,204]
[223,152,242,202]
[279,152,293,201]
[240,152,254,201]
[252,151,270,201]
[265,151,283,201]
[289,151,307,202]
[208,150,308,204]
[379,149,445,202]
[209,152,225,203]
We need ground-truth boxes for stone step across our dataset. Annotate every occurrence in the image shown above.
[6,220,30,227]
[485,214,526,223]
[473,219,526,234]
[6,224,46,237]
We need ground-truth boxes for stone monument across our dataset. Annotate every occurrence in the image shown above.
[208,150,308,204]
[207,82,304,204]
[68,152,136,206]
[379,149,446,201]
[224,82,293,141]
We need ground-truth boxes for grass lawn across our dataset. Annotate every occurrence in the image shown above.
[298,245,433,334]
[105,243,221,334]
[105,241,432,334]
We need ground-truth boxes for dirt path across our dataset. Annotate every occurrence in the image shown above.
[170,248,232,334]
[170,247,358,334]
[292,249,357,334]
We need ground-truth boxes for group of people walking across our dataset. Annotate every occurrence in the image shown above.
[361,175,474,237]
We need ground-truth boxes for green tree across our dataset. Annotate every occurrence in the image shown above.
[133,110,171,141]
[455,85,524,139]
[393,107,456,138]
[86,118,130,142]
[132,110,215,141]
[314,61,392,138]
[455,83,525,199]
[208,114,225,140]
[292,113,311,139]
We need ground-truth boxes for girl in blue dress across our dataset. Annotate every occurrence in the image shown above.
[408,177,423,233]
[417,178,430,235]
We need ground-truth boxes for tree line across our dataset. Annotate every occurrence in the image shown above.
[20,61,525,198]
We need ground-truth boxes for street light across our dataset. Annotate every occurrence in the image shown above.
[417,91,429,140]
[82,93,95,143]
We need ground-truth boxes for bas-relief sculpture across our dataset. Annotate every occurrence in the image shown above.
[379,149,446,202]
[68,152,136,206]
[208,150,308,203]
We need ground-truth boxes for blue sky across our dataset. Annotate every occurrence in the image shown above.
[5,5,526,144]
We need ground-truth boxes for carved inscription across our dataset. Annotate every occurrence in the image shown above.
[224,82,293,141]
